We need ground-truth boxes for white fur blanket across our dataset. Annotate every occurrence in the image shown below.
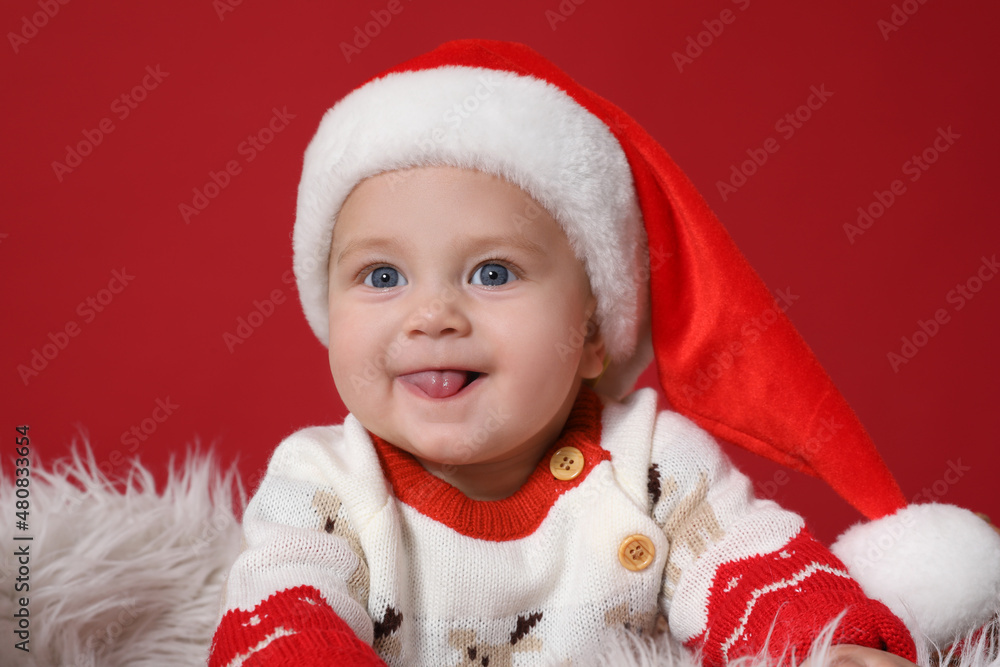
[0,448,996,667]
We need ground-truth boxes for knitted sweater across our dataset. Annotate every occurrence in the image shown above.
[209,387,915,666]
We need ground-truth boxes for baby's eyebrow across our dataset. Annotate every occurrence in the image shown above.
[334,233,547,264]
[453,234,547,257]
[333,236,406,265]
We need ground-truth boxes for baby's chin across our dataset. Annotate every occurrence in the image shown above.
[389,435,487,469]
[385,428,528,469]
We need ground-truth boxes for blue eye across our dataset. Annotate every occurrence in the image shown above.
[471,263,514,286]
[364,266,406,288]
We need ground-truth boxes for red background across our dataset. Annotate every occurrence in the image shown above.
[3,0,997,543]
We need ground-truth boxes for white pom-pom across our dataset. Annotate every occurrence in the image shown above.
[831,504,1000,647]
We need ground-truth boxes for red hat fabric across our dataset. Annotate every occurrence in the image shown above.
[292,39,906,521]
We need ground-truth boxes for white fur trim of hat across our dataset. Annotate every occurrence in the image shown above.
[292,66,652,398]
[832,503,1000,647]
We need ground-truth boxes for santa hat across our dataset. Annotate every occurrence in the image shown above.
[292,39,1000,646]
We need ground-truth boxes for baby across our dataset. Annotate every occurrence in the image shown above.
[209,40,1000,667]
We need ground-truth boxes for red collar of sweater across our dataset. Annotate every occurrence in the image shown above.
[369,386,610,542]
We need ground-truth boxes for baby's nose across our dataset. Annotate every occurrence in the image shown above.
[405,284,471,338]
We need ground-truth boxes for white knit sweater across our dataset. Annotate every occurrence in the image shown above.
[210,387,914,666]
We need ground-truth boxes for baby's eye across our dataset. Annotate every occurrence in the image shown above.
[363,266,407,288]
[470,263,515,287]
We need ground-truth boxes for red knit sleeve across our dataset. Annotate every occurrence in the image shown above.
[209,585,387,667]
[685,528,916,666]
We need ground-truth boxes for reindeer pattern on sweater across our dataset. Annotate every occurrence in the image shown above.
[210,387,914,666]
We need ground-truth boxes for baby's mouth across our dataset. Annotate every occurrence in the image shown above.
[396,370,482,399]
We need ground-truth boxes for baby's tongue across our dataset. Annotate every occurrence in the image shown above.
[398,370,469,398]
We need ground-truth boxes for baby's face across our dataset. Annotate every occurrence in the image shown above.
[327,165,604,473]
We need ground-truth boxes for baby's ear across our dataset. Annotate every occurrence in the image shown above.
[580,317,607,382]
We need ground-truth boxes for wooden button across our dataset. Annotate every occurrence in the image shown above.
[618,534,655,571]
[549,446,584,481]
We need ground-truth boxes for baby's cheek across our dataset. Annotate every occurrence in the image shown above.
[327,342,362,391]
